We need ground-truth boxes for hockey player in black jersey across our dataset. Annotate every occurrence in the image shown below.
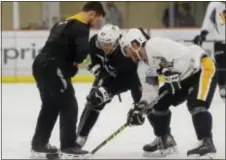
[31,2,105,159]
[75,24,143,148]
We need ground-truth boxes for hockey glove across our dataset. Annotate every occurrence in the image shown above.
[87,87,111,107]
[127,101,147,126]
[193,30,208,46]
[163,70,182,94]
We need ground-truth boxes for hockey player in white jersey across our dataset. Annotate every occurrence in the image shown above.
[193,2,226,100]
[122,29,217,158]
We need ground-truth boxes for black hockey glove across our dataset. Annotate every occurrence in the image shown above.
[87,87,111,107]
[193,30,209,46]
[127,101,147,126]
[163,70,182,95]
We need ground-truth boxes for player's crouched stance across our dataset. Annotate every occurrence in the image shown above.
[123,29,217,159]
[75,25,142,149]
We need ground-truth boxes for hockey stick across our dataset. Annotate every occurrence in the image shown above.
[85,90,168,158]
[181,40,225,43]
[140,90,168,115]
[89,122,128,156]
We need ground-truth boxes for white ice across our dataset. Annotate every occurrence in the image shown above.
[2,83,225,159]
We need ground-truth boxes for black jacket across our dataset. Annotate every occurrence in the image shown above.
[38,15,90,77]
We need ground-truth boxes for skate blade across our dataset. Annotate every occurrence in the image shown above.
[142,146,178,158]
[30,150,50,159]
[188,153,216,159]
[60,153,90,159]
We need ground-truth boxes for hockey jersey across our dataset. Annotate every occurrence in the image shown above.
[201,2,225,41]
[138,37,208,104]
[88,34,138,78]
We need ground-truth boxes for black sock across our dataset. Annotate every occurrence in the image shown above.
[192,111,212,140]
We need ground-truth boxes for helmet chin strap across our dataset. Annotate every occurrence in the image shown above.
[131,46,142,60]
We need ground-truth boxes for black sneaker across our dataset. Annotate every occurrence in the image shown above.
[31,143,58,158]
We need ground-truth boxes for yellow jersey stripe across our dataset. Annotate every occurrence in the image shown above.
[198,57,216,101]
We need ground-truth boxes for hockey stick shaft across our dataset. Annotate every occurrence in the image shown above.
[90,122,128,155]
[140,90,168,115]
[180,40,225,43]
[89,90,168,155]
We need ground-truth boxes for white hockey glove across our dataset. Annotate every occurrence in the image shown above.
[163,70,182,94]
[127,101,147,126]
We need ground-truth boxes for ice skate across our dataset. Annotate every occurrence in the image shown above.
[187,137,216,159]
[143,134,178,158]
[30,143,59,159]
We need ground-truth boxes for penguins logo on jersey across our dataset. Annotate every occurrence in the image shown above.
[153,56,173,68]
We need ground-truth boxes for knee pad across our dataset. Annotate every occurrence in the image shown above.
[86,102,106,112]
[149,108,170,116]
[189,106,208,116]
[78,104,104,137]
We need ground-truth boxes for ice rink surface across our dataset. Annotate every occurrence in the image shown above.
[2,83,225,159]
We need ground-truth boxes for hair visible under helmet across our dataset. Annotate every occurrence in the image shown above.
[123,28,147,59]
[97,24,121,54]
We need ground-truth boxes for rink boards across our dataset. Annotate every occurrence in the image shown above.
[2,29,215,83]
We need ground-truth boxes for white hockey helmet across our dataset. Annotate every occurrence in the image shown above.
[124,28,147,48]
[97,24,121,54]
[119,34,129,57]
[123,28,147,59]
